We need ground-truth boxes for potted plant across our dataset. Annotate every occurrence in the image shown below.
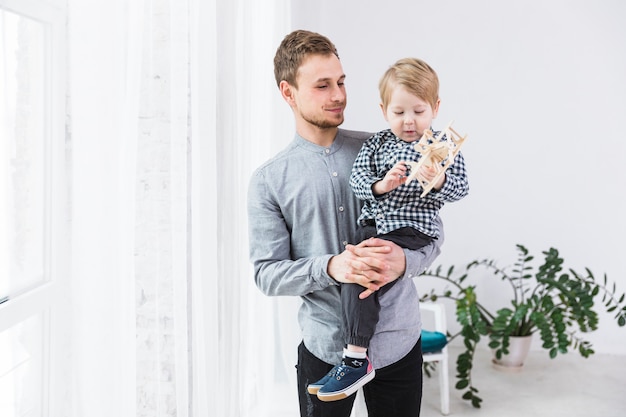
[419,244,626,408]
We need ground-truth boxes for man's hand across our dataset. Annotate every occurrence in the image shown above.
[328,237,406,299]
[327,248,382,294]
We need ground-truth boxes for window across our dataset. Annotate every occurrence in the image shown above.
[0,1,67,416]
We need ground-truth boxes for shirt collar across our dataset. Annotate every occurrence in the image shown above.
[294,130,345,155]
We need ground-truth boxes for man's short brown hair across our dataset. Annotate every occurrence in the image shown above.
[273,30,339,88]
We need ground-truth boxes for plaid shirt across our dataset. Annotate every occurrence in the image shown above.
[349,129,469,238]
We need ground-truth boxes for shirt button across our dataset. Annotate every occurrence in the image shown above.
[342,241,348,246]
[325,149,330,154]
[332,172,338,177]
[339,206,344,212]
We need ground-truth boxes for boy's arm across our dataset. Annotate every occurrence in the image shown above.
[349,135,382,201]
[431,151,469,201]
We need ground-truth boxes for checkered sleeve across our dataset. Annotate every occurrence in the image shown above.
[433,147,469,202]
[349,133,385,202]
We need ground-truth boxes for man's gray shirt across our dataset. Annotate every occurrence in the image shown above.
[248,128,443,369]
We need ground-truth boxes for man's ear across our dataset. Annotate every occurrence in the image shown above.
[279,80,295,105]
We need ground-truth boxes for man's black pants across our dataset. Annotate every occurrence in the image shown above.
[296,338,423,417]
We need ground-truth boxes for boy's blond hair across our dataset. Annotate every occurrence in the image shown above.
[379,58,439,110]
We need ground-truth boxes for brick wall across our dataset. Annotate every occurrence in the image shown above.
[134,1,190,415]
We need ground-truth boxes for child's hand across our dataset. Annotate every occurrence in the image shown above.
[417,164,445,190]
[373,161,408,195]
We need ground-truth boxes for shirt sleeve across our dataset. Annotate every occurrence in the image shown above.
[247,169,338,297]
[432,150,469,202]
[349,135,382,202]
[403,214,445,278]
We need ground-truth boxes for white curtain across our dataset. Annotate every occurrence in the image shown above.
[68,0,140,414]
[71,0,196,413]
[69,0,294,416]
[189,1,294,416]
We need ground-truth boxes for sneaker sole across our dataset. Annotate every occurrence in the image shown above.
[316,369,375,402]
[307,385,322,395]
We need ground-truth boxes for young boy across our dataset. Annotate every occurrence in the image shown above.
[311,57,469,401]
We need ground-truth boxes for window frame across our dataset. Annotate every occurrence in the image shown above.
[0,0,68,415]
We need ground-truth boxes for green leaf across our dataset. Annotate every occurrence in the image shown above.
[418,243,626,410]
[471,396,483,408]
[456,380,469,389]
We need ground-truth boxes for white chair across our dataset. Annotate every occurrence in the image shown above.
[420,302,450,415]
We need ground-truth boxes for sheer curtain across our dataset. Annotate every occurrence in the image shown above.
[190,1,295,416]
[70,0,196,414]
[68,0,293,416]
[68,0,142,415]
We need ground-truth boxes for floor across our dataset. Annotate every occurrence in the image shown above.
[419,345,626,417]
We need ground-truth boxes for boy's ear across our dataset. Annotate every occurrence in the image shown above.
[432,98,441,118]
[379,103,389,121]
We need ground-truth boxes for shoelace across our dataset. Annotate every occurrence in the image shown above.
[333,364,352,380]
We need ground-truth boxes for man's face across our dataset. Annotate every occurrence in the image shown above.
[291,54,347,129]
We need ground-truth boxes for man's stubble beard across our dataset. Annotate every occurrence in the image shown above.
[301,109,345,130]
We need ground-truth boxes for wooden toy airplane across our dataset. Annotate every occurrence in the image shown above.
[405,121,467,197]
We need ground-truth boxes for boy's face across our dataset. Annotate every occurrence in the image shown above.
[282,54,347,129]
[381,85,439,142]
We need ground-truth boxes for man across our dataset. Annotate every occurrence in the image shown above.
[247,30,443,417]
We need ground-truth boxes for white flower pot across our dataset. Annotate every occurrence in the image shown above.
[492,335,533,371]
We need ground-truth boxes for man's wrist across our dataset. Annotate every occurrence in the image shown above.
[326,254,343,284]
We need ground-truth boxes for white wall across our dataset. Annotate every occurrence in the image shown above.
[292,0,626,354]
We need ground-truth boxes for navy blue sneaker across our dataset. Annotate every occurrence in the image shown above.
[316,358,375,402]
[307,365,340,395]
